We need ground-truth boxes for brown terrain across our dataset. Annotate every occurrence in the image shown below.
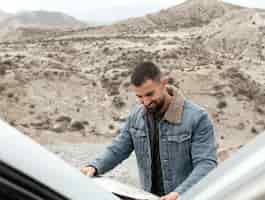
[0,0,265,166]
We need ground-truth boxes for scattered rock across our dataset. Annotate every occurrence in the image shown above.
[30,118,50,130]
[52,122,69,133]
[51,116,72,133]
[112,96,126,108]
[251,126,259,134]
[29,111,35,115]
[103,47,109,54]
[255,105,265,114]
[89,124,97,135]
[14,96,19,102]
[212,91,226,98]
[109,87,120,96]
[213,84,226,91]
[0,85,5,93]
[122,81,130,88]
[256,120,265,127]
[236,122,245,130]
[100,69,130,96]
[2,60,12,65]
[55,116,72,123]
[15,54,26,60]
[69,121,85,131]
[0,66,6,75]
[9,120,16,126]
[82,121,89,125]
[21,123,29,128]
[217,100,227,109]
[108,124,115,130]
[216,65,222,70]
[215,60,224,69]
[92,81,97,87]
[47,53,53,58]
[225,67,262,104]
[7,92,14,98]
[112,112,127,122]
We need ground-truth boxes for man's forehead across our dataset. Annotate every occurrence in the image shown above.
[132,80,159,94]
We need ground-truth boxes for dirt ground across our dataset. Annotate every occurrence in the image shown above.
[0,0,265,165]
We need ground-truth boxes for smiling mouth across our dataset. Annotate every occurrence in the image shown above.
[147,102,156,109]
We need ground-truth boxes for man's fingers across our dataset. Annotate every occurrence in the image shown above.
[160,192,179,200]
[80,166,96,176]
[80,168,88,174]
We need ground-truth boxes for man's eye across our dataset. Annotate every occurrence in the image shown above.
[145,92,154,97]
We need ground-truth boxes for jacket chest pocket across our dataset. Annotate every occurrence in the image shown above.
[167,132,191,160]
[130,127,148,154]
[130,127,149,170]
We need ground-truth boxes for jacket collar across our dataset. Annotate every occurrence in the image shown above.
[163,86,185,124]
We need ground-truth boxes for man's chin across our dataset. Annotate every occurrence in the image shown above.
[146,106,157,113]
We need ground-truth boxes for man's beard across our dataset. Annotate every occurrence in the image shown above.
[145,96,165,114]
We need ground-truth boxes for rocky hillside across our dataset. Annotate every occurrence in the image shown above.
[0,10,12,22]
[101,0,243,34]
[0,0,264,162]
[0,10,86,32]
[202,9,265,60]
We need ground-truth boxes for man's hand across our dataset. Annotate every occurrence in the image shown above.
[160,192,180,200]
[80,166,96,177]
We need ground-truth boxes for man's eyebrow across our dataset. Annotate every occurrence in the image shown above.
[144,91,154,96]
[136,91,154,98]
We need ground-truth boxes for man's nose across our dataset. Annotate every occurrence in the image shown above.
[142,97,152,106]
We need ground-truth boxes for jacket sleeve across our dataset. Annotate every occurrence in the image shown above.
[174,110,218,195]
[88,114,134,175]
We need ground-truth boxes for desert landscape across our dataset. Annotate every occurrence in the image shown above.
[0,0,265,186]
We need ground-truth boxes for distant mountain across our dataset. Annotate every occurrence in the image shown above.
[110,0,243,33]
[202,7,265,60]
[0,10,12,22]
[0,10,87,32]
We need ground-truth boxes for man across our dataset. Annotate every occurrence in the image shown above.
[81,62,217,200]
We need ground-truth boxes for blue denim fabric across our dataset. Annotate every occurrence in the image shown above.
[89,100,217,195]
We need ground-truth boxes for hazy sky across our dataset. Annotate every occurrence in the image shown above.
[1,0,265,23]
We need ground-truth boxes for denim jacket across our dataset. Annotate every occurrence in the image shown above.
[89,87,218,195]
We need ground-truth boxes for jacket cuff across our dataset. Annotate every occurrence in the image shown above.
[88,160,103,175]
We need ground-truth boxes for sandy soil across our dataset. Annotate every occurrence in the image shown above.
[0,0,264,164]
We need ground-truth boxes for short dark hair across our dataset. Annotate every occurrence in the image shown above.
[130,62,161,86]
